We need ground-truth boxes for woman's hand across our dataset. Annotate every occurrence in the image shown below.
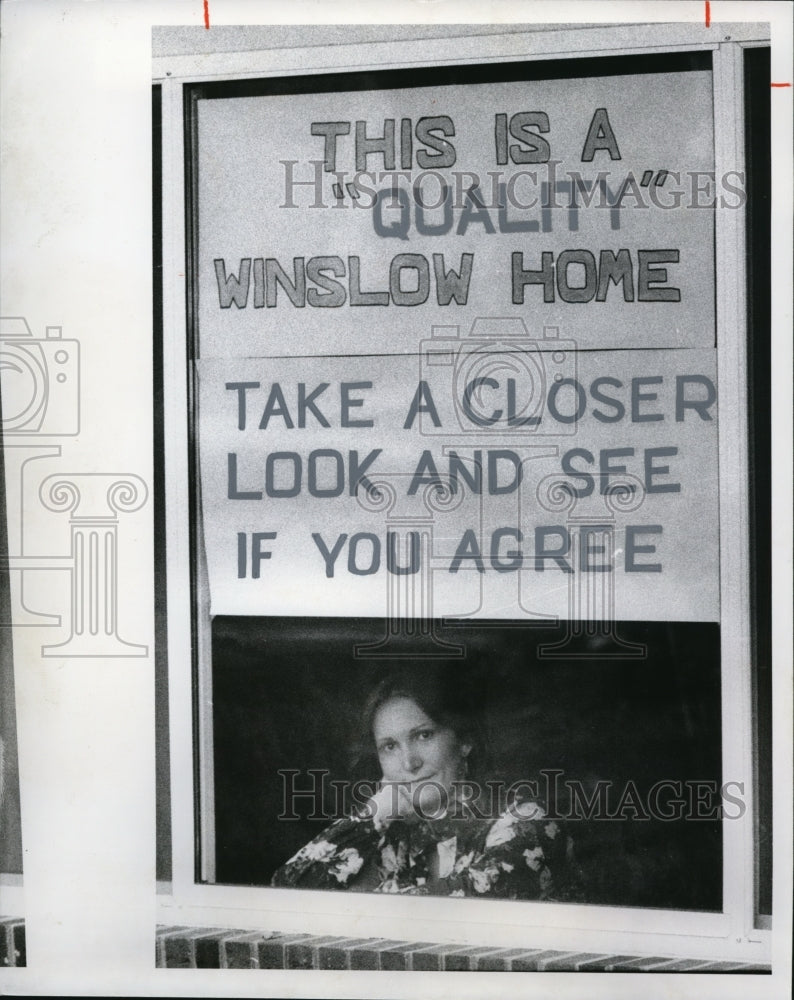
[365,779,451,829]
[365,781,416,829]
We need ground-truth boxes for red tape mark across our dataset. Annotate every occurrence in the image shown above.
[771,82,792,87]
[204,0,210,29]
[705,0,711,28]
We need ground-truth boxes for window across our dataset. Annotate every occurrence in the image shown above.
[155,23,773,964]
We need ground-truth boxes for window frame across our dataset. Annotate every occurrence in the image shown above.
[154,22,773,964]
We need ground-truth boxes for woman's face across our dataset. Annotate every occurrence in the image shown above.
[372,696,469,797]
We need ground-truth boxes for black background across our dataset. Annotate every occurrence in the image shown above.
[212,616,722,911]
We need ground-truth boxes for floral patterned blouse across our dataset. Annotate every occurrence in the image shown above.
[271,797,577,899]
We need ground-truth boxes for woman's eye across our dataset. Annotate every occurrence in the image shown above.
[380,741,396,753]
[417,729,434,741]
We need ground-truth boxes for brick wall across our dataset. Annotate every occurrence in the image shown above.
[0,917,25,967]
[155,925,771,972]
[0,918,773,973]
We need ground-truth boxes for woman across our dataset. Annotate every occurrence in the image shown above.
[271,668,576,899]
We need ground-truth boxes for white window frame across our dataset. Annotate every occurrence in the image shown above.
[154,21,773,964]
[0,875,24,920]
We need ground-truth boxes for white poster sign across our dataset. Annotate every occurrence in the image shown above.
[197,71,716,358]
[198,347,719,621]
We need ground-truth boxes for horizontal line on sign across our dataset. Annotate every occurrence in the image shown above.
[196,346,717,362]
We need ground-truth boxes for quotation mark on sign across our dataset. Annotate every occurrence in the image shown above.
[332,181,361,200]
[640,170,669,188]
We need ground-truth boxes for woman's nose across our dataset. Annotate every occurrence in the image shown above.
[402,747,422,774]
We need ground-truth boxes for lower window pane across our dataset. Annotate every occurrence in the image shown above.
[210,616,722,911]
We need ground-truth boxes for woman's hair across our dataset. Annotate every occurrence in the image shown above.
[350,665,490,782]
